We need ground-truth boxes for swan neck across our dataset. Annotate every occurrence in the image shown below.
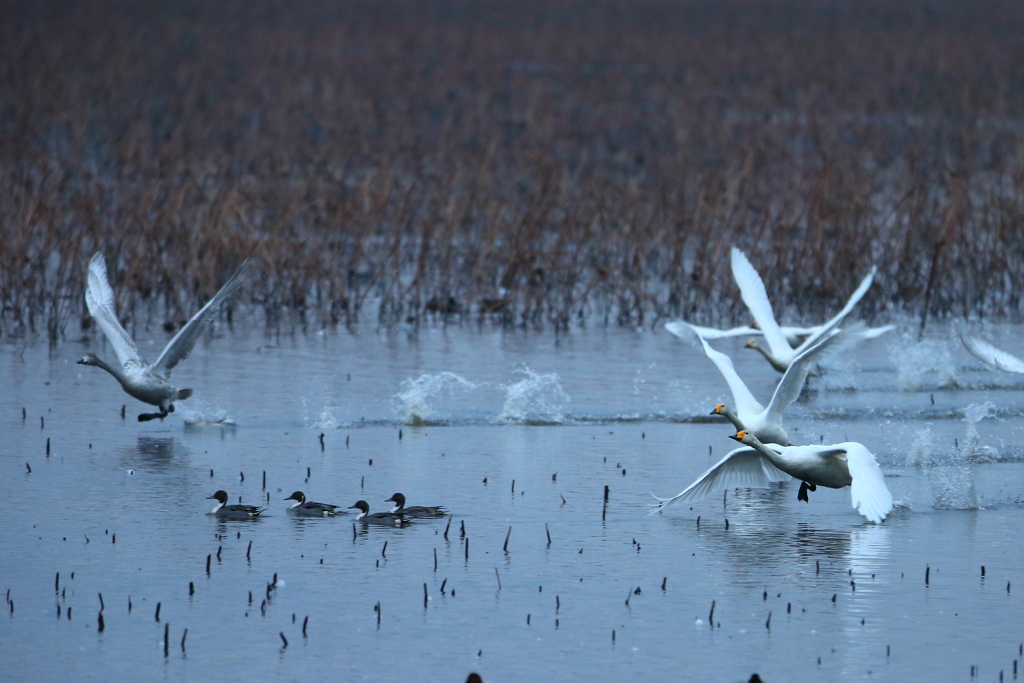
[92,355,129,384]
[722,408,744,431]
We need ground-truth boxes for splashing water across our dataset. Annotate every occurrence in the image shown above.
[960,401,998,463]
[494,367,570,424]
[892,337,958,391]
[180,405,236,427]
[393,372,477,425]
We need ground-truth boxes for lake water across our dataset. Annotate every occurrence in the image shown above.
[3,319,1024,682]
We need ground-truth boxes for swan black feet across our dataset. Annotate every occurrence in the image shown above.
[797,481,817,502]
[138,410,169,422]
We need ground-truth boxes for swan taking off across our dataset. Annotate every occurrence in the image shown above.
[78,252,251,421]
[731,247,878,373]
[692,322,861,446]
[652,431,893,523]
[961,334,1024,374]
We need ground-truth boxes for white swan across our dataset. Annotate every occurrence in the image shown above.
[961,334,1024,374]
[652,431,893,523]
[731,247,877,372]
[78,252,251,421]
[666,320,893,348]
[688,322,860,446]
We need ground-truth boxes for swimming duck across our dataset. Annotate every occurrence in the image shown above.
[385,492,447,518]
[207,490,265,519]
[77,252,250,421]
[284,491,344,517]
[348,500,410,526]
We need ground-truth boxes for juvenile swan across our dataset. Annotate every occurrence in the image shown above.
[652,431,893,524]
[78,252,250,421]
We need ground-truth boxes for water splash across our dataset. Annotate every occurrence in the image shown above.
[494,366,570,424]
[891,337,958,391]
[960,402,999,462]
[180,405,236,427]
[393,372,477,425]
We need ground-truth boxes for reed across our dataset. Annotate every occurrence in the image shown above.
[3,0,1024,337]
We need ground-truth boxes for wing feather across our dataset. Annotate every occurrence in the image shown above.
[730,248,792,358]
[152,258,251,376]
[841,442,893,524]
[961,334,1024,374]
[791,266,876,355]
[84,253,143,368]
[651,447,791,512]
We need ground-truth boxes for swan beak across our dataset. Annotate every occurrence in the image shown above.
[76,358,87,365]
[384,496,395,503]
[347,504,359,510]
[745,340,756,348]
[710,405,723,416]
[205,495,217,500]
[728,434,742,442]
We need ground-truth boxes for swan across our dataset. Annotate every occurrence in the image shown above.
[77,252,251,421]
[961,334,1024,374]
[651,431,893,523]
[731,247,877,372]
[689,322,861,446]
[666,319,894,348]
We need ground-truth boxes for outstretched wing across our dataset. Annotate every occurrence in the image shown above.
[151,258,252,377]
[791,266,877,355]
[961,334,1024,374]
[730,247,792,359]
[840,442,893,524]
[666,320,761,341]
[85,252,144,368]
[691,327,764,418]
[764,322,864,422]
[650,447,791,512]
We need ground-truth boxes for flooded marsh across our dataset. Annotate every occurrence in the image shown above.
[4,323,1024,681]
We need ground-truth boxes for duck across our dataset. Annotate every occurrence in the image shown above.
[207,490,265,519]
[77,252,251,421]
[730,247,877,373]
[961,333,1024,374]
[348,500,410,526]
[284,491,344,517]
[652,431,893,523]
[695,322,862,446]
[385,492,447,518]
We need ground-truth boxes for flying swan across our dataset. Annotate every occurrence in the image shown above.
[78,252,251,421]
[652,431,893,524]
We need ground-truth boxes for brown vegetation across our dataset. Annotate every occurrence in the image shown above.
[2,0,1024,339]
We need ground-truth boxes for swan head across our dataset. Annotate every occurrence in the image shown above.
[77,353,99,366]
[751,322,761,330]
[729,430,753,445]
[710,404,727,416]
[745,340,759,350]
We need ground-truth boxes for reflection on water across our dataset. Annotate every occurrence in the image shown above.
[119,436,182,472]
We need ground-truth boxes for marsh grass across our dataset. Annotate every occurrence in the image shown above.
[2,0,1024,339]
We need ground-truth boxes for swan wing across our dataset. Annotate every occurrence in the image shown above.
[840,442,893,523]
[152,258,251,377]
[692,329,764,417]
[793,266,877,354]
[666,320,760,340]
[765,323,863,421]
[961,334,1024,374]
[651,447,791,512]
[730,247,792,358]
[85,252,144,368]
[862,324,896,339]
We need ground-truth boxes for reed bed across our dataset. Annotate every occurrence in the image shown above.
[2,0,1024,339]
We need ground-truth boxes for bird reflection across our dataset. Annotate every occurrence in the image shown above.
[119,436,183,472]
[665,486,892,584]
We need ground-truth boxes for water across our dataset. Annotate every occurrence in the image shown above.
[4,320,1024,682]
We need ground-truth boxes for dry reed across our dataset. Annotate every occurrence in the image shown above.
[2,0,1024,339]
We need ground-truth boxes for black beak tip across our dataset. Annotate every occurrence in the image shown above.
[728,435,741,442]
[76,359,86,365]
